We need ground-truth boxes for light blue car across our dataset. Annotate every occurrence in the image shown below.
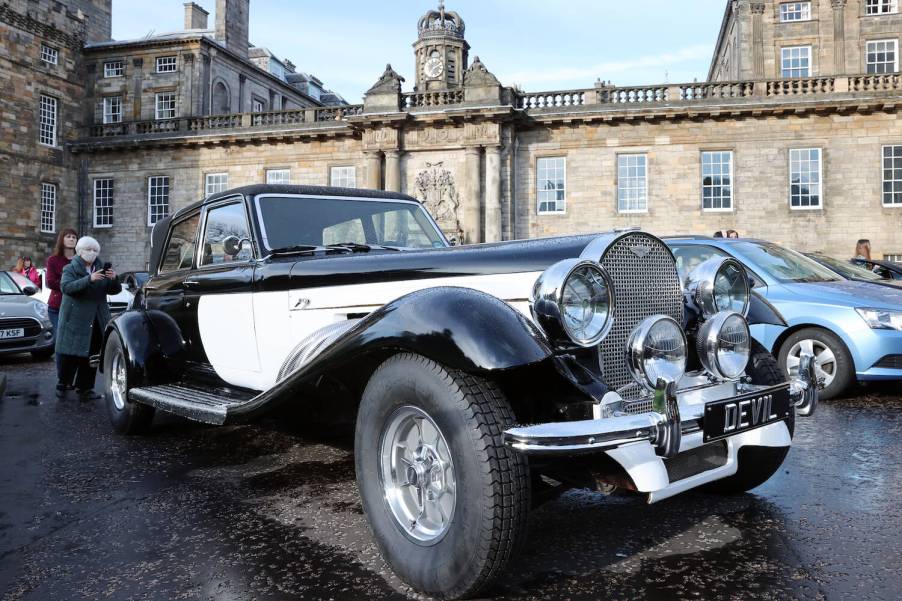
[666,237,902,399]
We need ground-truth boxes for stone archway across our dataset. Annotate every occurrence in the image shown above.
[212,81,231,114]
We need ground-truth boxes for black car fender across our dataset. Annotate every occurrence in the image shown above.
[228,286,555,421]
[101,309,186,381]
[747,290,788,327]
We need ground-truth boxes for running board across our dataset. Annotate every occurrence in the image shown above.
[128,384,255,425]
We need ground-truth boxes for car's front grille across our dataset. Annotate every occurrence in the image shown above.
[598,233,683,401]
[0,317,42,337]
[874,354,902,369]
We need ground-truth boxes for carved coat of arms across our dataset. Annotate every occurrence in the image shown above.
[414,162,462,240]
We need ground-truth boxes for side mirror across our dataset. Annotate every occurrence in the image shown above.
[222,235,243,256]
[22,285,37,296]
[448,236,458,247]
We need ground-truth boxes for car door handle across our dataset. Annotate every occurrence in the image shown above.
[183,279,201,287]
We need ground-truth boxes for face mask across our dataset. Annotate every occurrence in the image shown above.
[79,249,98,264]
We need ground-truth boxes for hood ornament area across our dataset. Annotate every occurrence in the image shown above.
[629,244,651,258]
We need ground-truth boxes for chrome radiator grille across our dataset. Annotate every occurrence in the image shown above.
[597,233,683,403]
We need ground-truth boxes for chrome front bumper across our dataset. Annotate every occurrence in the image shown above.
[503,353,818,457]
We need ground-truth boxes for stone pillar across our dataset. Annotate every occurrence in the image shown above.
[183,54,194,116]
[464,146,483,244]
[832,0,848,74]
[751,3,766,79]
[238,74,246,113]
[131,58,144,120]
[384,150,401,192]
[365,151,382,190]
[484,145,502,243]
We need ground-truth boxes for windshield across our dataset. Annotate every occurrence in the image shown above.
[0,272,21,294]
[810,254,885,281]
[734,242,842,284]
[256,195,447,251]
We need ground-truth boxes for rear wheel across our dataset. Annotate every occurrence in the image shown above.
[103,332,154,434]
[703,342,793,494]
[778,327,853,400]
[355,353,529,599]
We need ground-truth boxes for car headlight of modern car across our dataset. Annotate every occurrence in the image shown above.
[856,307,902,331]
[531,259,614,347]
[688,257,750,317]
[696,311,751,380]
[627,315,687,389]
[33,302,49,322]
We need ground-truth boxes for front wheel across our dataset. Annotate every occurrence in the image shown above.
[778,327,853,400]
[355,353,529,599]
[103,332,155,434]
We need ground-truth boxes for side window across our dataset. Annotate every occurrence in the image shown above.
[670,245,730,282]
[322,218,366,245]
[201,202,253,266]
[371,209,431,248]
[159,215,200,273]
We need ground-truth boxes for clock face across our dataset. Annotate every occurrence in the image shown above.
[423,57,444,79]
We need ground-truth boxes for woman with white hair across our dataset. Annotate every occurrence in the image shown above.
[56,236,121,400]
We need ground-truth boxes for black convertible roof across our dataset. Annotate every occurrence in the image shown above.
[149,185,421,272]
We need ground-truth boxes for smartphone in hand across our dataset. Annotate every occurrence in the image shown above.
[102,261,112,276]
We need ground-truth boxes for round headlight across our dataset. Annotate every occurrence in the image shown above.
[689,257,750,317]
[627,315,687,390]
[531,259,614,347]
[697,311,751,380]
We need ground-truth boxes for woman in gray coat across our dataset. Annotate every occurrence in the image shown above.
[56,236,121,400]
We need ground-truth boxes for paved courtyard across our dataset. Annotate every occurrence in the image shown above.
[1,355,899,601]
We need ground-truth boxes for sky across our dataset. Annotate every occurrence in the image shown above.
[112,0,728,102]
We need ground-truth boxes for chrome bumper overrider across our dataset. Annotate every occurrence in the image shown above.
[503,353,818,457]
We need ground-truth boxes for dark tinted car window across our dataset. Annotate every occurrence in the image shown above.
[159,214,200,273]
[201,202,253,266]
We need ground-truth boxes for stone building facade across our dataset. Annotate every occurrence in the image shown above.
[3,1,902,270]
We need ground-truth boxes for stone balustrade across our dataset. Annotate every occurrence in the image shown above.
[80,74,902,142]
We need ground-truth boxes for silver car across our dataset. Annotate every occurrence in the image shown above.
[0,271,54,359]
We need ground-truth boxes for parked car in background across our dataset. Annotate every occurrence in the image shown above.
[667,237,902,400]
[851,258,902,282]
[96,185,818,599]
[0,271,54,359]
[34,268,134,317]
[806,252,902,288]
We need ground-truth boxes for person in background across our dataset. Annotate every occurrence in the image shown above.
[854,239,872,260]
[713,231,725,238]
[726,230,739,239]
[46,228,78,379]
[55,236,120,401]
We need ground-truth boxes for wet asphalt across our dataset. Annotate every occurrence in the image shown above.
[0,356,900,601]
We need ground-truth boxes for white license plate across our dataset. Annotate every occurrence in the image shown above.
[0,328,24,339]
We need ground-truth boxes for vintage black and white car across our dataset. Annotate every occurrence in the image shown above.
[101,184,818,599]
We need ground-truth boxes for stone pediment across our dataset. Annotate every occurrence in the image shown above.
[463,56,499,87]
[366,64,405,95]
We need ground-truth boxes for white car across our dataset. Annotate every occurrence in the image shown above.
[34,267,134,316]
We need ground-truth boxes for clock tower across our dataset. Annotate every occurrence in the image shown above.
[414,2,469,91]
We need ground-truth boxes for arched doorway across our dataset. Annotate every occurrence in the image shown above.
[212,81,230,114]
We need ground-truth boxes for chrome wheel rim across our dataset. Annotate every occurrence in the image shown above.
[787,339,836,389]
[379,405,456,544]
[110,351,127,410]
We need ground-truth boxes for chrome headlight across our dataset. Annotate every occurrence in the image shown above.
[697,311,751,380]
[856,308,902,331]
[688,257,750,317]
[627,315,687,390]
[33,302,49,322]
[531,259,614,347]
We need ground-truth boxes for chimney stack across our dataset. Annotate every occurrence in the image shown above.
[215,0,249,59]
[183,2,209,30]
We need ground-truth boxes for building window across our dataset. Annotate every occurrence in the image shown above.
[39,94,57,146]
[104,60,123,77]
[701,151,733,211]
[789,148,822,209]
[536,157,566,214]
[781,46,811,78]
[94,179,114,228]
[265,169,291,184]
[882,145,902,206]
[866,0,898,15]
[866,39,898,73]
[40,44,58,65]
[205,173,229,196]
[155,56,177,73]
[40,183,56,233]
[617,154,648,213]
[780,2,811,22]
[102,96,122,124]
[155,92,176,120]
[330,166,356,188]
[252,98,265,113]
[148,176,170,225]
[885,254,902,262]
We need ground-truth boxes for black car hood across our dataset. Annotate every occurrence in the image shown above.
[257,235,599,291]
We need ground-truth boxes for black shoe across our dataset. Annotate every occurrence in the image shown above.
[76,389,101,401]
[56,384,69,398]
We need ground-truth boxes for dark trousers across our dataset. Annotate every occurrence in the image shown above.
[58,319,102,392]
[48,307,61,373]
